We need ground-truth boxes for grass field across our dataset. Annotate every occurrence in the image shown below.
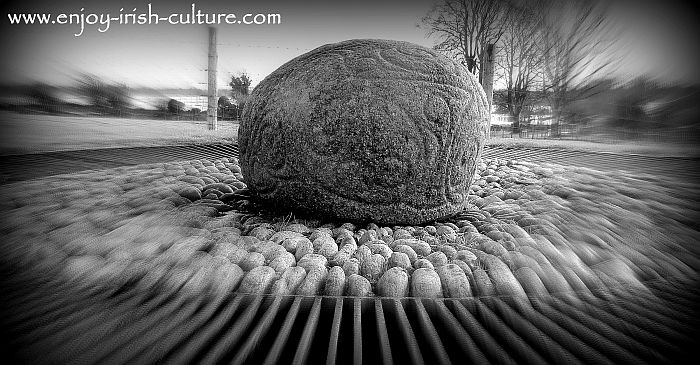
[1,111,698,157]
[0,112,238,156]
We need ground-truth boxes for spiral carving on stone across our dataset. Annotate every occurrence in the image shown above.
[239,39,489,225]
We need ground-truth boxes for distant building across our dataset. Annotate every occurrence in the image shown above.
[526,114,553,125]
[491,114,514,126]
[490,112,554,127]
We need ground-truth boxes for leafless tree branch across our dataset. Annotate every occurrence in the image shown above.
[421,0,512,84]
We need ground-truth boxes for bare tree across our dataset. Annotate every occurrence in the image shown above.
[422,0,622,136]
[77,74,131,116]
[496,2,546,132]
[421,0,513,84]
[539,0,623,131]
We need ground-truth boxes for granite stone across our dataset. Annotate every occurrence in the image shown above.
[239,39,489,224]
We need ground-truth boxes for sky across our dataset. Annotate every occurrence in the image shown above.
[1,0,699,89]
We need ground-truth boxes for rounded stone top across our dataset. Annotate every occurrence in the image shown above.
[238,39,489,225]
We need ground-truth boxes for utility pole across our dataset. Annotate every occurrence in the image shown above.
[482,43,496,139]
[207,26,218,130]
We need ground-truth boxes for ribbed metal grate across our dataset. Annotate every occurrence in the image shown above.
[0,144,241,184]
[2,267,698,364]
[3,143,699,184]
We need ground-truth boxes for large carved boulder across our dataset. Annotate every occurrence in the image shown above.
[239,39,489,225]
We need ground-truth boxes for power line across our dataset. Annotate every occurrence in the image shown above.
[165,40,312,52]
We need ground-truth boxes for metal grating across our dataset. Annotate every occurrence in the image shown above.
[0,144,241,184]
[3,143,699,184]
[2,267,698,364]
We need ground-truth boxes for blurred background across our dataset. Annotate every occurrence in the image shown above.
[0,0,699,148]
